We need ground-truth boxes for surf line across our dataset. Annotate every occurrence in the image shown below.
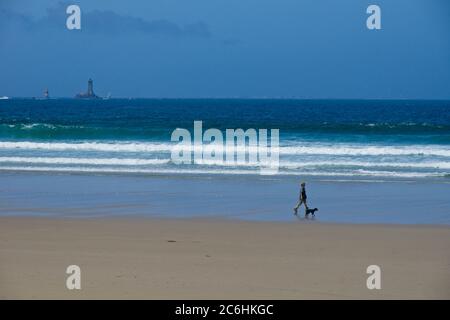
[170,120,280,175]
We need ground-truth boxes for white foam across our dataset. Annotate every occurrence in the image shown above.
[281,145,450,157]
[0,165,440,178]
[0,141,172,153]
[2,156,448,170]
[1,141,449,157]
[0,157,169,166]
[279,161,450,170]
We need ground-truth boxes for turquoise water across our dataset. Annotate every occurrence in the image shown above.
[0,98,449,180]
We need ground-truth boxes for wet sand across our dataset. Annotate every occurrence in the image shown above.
[1,172,450,224]
[0,217,449,299]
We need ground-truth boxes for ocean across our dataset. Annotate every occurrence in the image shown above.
[0,98,449,180]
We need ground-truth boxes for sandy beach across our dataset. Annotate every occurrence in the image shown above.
[1,217,449,299]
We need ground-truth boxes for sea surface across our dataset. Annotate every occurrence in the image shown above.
[0,98,449,180]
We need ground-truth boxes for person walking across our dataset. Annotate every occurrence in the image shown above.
[293,182,308,216]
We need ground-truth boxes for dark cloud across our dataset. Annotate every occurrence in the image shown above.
[1,1,211,38]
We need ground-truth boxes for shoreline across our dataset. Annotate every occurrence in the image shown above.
[1,168,450,182]
[1,216,449,299]
[1,172,449,225]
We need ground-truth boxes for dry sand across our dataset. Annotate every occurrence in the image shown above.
[0,217,449,299]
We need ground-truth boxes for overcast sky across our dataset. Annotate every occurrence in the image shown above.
[1,0,449,99]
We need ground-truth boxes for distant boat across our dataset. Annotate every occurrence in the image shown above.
[0,96,9,100]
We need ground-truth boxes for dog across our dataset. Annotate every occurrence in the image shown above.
[305,208,318,216]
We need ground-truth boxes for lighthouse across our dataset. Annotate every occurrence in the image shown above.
[87,79,94,96]
[75,78,100,99]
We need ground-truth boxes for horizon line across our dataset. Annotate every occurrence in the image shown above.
[2,96,450,102]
